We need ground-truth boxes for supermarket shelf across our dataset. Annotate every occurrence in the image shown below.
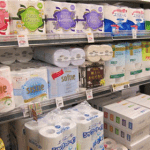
[1,31,150,48]
[0,75,150,124]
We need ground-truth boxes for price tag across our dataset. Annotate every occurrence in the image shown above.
[17,35,29,47]
[56,97,64,108]
[87,33,94,43]
[32,109,37,122]
[28,103,35,117]
[35,102,42,115]
[112,81,130,92]
[0,138,5,150]
[21,104,29,117]
[86,89,93,100]
[132,30,137,39]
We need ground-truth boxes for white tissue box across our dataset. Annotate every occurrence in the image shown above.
[103,100,150,133]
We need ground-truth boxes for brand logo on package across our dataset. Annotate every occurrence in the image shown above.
[0,77,13,105]
[112,9,127,17]
[52,69,64,80]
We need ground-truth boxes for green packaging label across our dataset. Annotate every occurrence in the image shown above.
[146,68,150,71]
[110,73,124,79]
[130,70,142,75]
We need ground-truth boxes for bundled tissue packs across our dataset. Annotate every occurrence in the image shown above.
[127,8,145,31]
[0,65,15,113]
[11,65,48,107]
[105,43,125,85]
[0,1,9,35]
[45,1,76,34]
[103,100,150,133]
[8,1,45,35]
[104,5,128,33]
[125,42,143,80]
[76,3,104,33]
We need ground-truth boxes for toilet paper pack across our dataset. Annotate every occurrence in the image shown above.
[11,66,48,107]
[127,8,145,31]
[104,121,149,146]
[103,100,150,133]
[45,1,76,34]
[46,64,79,98]
[8,1,45,35]
[0,1,9,35]
[104,5,128,33]
[76,3,104,33]
[0,65,15,113]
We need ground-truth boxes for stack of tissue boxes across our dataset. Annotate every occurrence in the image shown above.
[125,42,143,80]
[105,43,125,86]
[103,100,150,149]
[142,41,150,76]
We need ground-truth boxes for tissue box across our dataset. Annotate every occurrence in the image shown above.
[45,1,76,34]
[79,62,104,88]
[8,1,45,35]
[104,121,149,146]
[0,1,9,35]
[76,3,104,33]
[46,65,79,98]
[103,100,150,133]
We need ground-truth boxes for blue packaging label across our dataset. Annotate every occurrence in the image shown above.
[14,77,48,103]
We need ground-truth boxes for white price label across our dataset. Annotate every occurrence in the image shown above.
[86,89,93,100]
[17,35,29,47]
[112,81,130,92]
[20,104,29,117]
[132,30,137,39]
[87,33,94,43]
[56,97,64,108]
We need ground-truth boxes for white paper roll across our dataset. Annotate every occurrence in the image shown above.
[0,65,15,113]
[99,45,113,61]
[34,47,71,67]
[0,48,16,65]
[61,119,77,150]
[15,47,33,63]
[111,143,128,150]
[39,126,63,150]
[84,45,100,62]
[69,47,85,66]
[25,120,47,150]
[116,76,125,83]
[104,138,116,149]
[73,115,92,150]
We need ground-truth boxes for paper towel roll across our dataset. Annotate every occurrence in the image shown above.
[99,45,113,61]
[34,47,70,67]
[61,119,77,150]
[25,120,47,150]
[73,115,92,150]
[15,47,33,63]
[111,143,128,150]
[0,48,16,65]
[84,45,100,62]
[69,47,85,66]
[39,126,63,150]
[104,138,116,149]
[0,65,15,113]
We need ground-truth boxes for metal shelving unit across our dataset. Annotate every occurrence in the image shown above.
[0,75,150,124]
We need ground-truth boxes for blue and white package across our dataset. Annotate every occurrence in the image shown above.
[127,8,145,31]
[104,5,128,32]
[47,65,79,98]
[45,1,76,34]
[76,3,104,33]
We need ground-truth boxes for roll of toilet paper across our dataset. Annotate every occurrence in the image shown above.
[73,115,92,150]
[39,126,63,150]
[111,143,128,150]
[104,138,116,149]
[135,63,142,69]
[0,65,15,113]
[15,47,33,63]
[34,47,70,67]
[61,119,76,150]
[116,76,125,83]
[0,48,16,65]
[99,45,113,61]
[84,45,100,62]
[25,120,47,150]
[126,64,136,71]
[69,47,85,66]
